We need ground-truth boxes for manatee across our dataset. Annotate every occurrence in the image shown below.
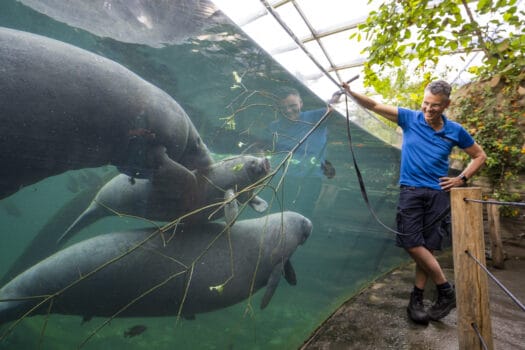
[0,27,213,200]
[57,155,270,243]
[0,211,312,325]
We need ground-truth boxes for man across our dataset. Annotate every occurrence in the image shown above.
[342,80,487,325]
[268,87,340,216]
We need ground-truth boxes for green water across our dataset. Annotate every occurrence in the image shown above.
[0,1,405,349]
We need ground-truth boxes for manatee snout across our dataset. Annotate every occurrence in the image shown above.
[262,157,270,173]
[247,157,271,181]
[299,216,313,245]
[281,212,313,246]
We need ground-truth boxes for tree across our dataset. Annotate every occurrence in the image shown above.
[354,0,525,90]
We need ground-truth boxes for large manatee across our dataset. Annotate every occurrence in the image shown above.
[58,155,271,243]
[0,27,213,200]
[0,212,312,326]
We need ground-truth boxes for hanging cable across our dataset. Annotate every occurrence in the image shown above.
[464,198,525,207]
[465,250,525,312]
[342,93,402,235]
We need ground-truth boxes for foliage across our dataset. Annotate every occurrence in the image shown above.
[367,66,428,109]
[354,0,525,90]
[449,73,525,215]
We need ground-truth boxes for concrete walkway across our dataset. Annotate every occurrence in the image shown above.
[300,240,525,350]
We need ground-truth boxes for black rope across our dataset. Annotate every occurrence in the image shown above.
[471,323,489,350]
[465,250,525,312]
[342,94,402,235]
[464,198,525,207]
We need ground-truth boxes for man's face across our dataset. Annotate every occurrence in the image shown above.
[280,94,303,121]
[421,92,450,123]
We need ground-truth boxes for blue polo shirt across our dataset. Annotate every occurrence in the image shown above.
[269,108,328,176]
[398,107,474,190]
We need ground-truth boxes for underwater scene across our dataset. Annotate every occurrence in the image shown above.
[0,1,406,349]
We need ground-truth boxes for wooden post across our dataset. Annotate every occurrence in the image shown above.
[487,199,505,269]
[451,188,494,350]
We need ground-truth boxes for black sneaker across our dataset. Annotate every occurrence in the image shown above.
[428,287,456,321]
[407,291,429,325]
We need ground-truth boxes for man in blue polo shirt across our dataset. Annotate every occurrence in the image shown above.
[342,80,486,325]
[268,87,340,217]
[269,87,332,176]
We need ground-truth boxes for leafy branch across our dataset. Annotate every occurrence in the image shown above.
[354,0,525,90]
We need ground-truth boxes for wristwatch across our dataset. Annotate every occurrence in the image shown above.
[459,174,468,184]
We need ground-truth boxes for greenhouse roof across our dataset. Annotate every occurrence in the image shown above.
[212,0,492,103]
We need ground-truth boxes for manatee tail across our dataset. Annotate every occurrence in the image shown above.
[56,201,109,245]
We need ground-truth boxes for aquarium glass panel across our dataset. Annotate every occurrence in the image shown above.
[0,1,405,349]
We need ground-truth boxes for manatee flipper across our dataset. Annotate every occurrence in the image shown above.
[224,189,238,226]
[283,259,297,285]
[260,261,284,309]
[248,195,268,213]
[150,146,198,188]
[150,145,199,210]
[57,202,110,244]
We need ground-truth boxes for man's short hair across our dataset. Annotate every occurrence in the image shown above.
[277,86,301,100]
[425,80,451,99]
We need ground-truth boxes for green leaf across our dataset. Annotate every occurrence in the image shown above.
[232,164,244,172]
[496,39,510,52]
[477,0,492,12]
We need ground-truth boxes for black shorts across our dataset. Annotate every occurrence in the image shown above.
[396,186,450,250]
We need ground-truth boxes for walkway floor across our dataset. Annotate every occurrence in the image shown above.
[300,238,525,350]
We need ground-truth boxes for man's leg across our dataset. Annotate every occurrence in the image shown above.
[406,260,430,325]
[407,246,455,321]
[407,246,447,285]
[405,246,444,325]
[397,188,431,324]
[414,262,429,290]
[422,190,456,321]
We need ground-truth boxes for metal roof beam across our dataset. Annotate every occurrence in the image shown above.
[290,0,343,82]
